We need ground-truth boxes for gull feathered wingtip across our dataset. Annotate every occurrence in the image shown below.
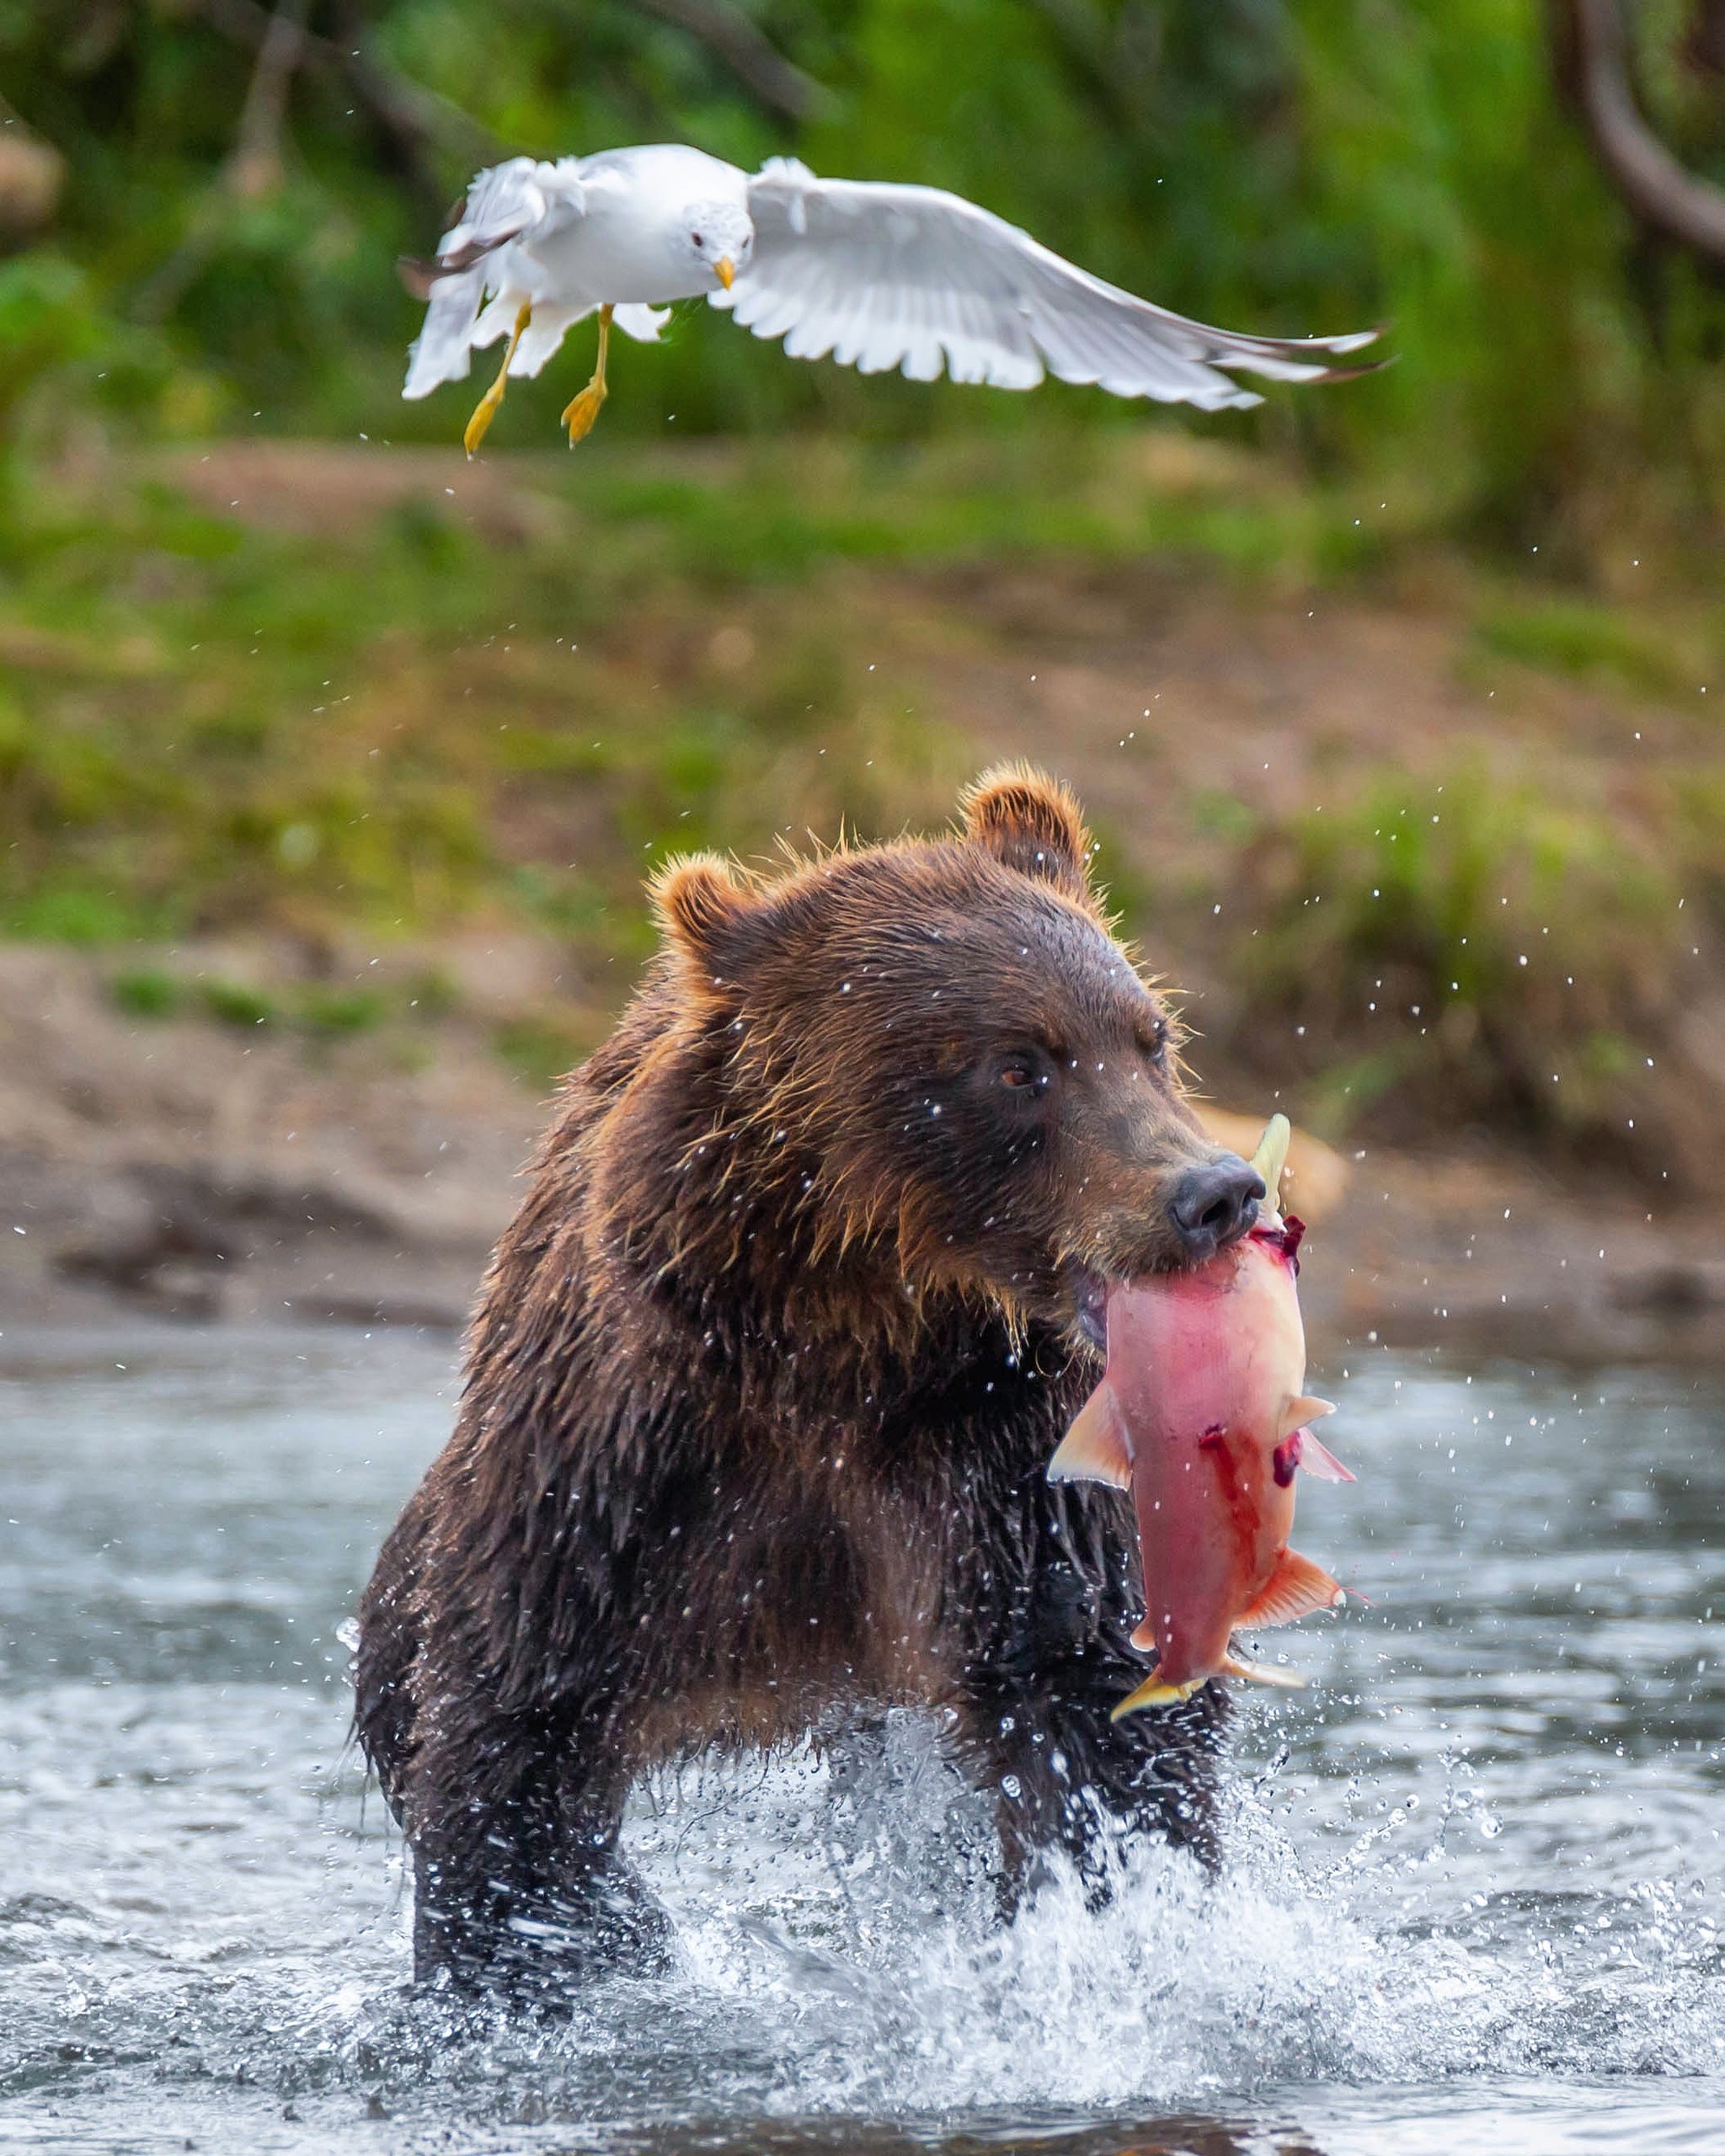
[398,255,443,303]
[1314,325,1396,386]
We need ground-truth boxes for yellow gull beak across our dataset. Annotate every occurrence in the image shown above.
[714,256,735,291]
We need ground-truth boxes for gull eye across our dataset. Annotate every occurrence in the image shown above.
[692,231,704,248]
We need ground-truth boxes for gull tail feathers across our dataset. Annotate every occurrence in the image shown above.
[614,303,673,344]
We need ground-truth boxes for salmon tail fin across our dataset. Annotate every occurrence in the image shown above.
[1220,1653,1306,1691]
[1047,1380,1132,1491]
[1110,1669,1206,1720]
[1236,1547,1346,1630]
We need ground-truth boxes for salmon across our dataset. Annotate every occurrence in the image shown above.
[1048,1115,1354,1717]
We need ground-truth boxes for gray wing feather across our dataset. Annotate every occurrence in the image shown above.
[403,158,586,398]
[729,160,1376,410]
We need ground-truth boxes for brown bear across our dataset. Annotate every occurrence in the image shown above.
[355,766,1266,1993]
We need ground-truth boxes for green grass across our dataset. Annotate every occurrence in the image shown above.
[1471,595,1718,702]
[200,979,275,1027]
[110,966,412,1038]
[0,433,1390,962]
[1220,764,1702,1177]
[493,1017,586,1091]
[16,435,1725,1192]
[296,985,387,1033]
[111,966,181,1017]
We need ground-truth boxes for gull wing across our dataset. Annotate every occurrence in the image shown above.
[729,159,1378,410]
[403,157,588,397]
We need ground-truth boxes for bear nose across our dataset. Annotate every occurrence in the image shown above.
[1168,1154,1266,1259]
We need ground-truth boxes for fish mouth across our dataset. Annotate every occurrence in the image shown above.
[1064,1198,1264,1351]
[1060,1118,1291,1353]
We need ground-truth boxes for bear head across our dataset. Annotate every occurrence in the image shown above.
[639,764,1263,1348]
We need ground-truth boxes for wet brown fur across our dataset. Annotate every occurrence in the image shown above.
[355,768,1244,1993]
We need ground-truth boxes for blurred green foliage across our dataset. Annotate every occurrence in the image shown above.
[4,1,1725,551]
[0,440,990,952]
[493,1012,591,1089]
[2,428,1416,955]
[115,957,435,1033]
[1229,765,1712,1179]
[4,3,1725,1180]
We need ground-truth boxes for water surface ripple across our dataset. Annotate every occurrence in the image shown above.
[2,1329,1722,2153]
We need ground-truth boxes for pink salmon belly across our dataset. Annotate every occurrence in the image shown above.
[1048,1114,1354,1716]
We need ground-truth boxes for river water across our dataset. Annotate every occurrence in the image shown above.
[2,1326,1722,2154]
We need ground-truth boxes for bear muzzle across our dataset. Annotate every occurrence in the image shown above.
[1058,1148,1267,1352]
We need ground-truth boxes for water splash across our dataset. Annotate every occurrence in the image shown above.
[5,1335,1725,2153]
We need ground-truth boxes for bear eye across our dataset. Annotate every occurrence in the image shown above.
[1140,1022,1170,1068]
[997,1055,1049,1095]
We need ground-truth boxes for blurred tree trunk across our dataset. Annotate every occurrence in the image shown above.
[1685,0,1725,77]
[1549,0,1725,265]
[622,0,829,120]
[223,0,311,200]
[0,99,64,250]
[195,0,495,209]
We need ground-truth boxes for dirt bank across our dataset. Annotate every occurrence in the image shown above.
[4,937,1721,1365]
[5,438,1721,1364]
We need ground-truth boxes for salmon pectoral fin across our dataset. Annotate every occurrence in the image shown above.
[1047,1380,1132,1491]
[1296,1428,1355,1483]
[1129,1616,1156,1652]
[1111,1668,1206,1720]
[1219,1653,1306,1691]
[1279,1393,1338,1438]
[1235,1547,1346,1630]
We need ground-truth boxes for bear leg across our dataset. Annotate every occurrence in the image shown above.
[352,1495,430,1820]
[950,1481,1234,1912]
[959,1657,1232,1917]
[404,1719,672,1999]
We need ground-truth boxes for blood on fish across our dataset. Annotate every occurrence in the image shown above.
[1046,1115,1354,1714]
[1199,1426,1258,1572]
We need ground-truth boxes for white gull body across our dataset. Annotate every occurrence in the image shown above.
[403,143,1379,417]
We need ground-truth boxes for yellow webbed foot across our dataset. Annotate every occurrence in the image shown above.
[560,380,607,445]
[463,302,532,459]
[462,386,504,459]
[560,303,613,448]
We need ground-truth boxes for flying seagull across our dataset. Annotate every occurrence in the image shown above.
[402,145,1381,455]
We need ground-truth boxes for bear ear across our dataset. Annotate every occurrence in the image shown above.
[959,764,1095,903]
[650,853,752,979]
